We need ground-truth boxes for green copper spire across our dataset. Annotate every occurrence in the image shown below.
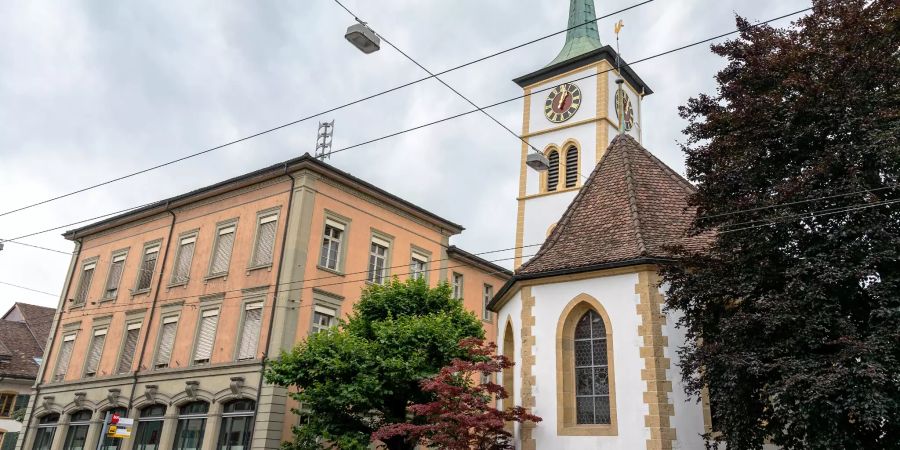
[547,0,603,66]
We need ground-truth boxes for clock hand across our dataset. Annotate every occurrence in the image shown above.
[557,89,569,109]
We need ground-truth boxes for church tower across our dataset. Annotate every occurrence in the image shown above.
[513,0,652,267]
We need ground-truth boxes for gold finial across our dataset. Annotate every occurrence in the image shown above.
[614,20,624,35]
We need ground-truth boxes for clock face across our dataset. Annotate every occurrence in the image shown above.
[615,89,635,131]
[544,82,582,123]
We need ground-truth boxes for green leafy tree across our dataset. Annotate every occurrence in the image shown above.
[662,1,899,449]
[265,278,485,450]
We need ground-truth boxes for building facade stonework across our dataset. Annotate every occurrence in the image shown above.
[18,157,509,450]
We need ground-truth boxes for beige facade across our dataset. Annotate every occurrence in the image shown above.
[18,156,509,450]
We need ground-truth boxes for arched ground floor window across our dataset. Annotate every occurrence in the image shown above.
[133,404,166,450]
[99,407,128,450]
[556,294,618,436]
[217,399,255,449]
[63,410,93,450]
[31,413,58,450]
[173,402,209,450]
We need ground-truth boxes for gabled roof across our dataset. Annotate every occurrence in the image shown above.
[0,303,53,379]
[516,134,711,277]
[446,246,513,279]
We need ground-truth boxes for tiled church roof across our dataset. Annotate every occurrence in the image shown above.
[517,134,712,277]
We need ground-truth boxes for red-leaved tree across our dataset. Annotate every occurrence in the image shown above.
[372,338,541,449]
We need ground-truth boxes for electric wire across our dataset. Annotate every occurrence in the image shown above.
[0,0,658,220]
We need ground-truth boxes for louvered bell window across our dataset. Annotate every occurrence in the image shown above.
[252,214,278,267]
[193,309,219,365]
[104,253,127,299]
[565,146,579,188]
[117,322,141,374]
[74,262,96,305]
[210,225,236,276]
[84,328,107,377]
[547,150,560,192]
[54,334,76,381]
[155,316,179,369]
[237,302,263,360]
[136,245,160,292]
[172,235,197,285]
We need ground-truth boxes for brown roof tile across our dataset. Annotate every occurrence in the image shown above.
[517,134,712,276]
[0,321,44,378]
[14,302,55,351]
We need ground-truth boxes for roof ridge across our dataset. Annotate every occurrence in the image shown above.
[620,137,648,256]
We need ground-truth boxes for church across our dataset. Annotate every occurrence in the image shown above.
[489,1,713,449]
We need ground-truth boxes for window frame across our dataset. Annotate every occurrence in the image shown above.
[309,289,343,336]
[190,301,221,366]
[72,257,99,307]
[248,208,281,270]
[32,413,59,450]
[133,240,162,295]
[216,400,256,450]
[555,294,618,436]
[482,284,494,322]
[451,272,464,299]
[317,211,351,274]
[409,247,430,282]
[169,230,199,287]
[116,320,143,374]
[234,291,266,361]
[366,231,393,284]
[152,313,181,370]
[206,219,239,279]
[0,393,15,418]
[133,404,166,450]
[173,401,209,450]
[101,249,129,301]
[52,332,77,382]
[544,146,561,192]
[563,143,581,189]
[82,326,109,378]
[62,410,93,450]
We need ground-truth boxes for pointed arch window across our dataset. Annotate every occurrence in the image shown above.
[546,150,560,192]
[557,296,617,435]
[565,146,579,188]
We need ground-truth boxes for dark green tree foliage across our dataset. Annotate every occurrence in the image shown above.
[265,278,484,450]
[661,1,900,449]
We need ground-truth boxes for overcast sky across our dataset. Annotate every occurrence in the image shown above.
[0,0,811,312]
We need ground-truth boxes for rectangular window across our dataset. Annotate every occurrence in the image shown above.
[103,253,127,299]
[171,234,197,285]
[135,244,160,292]
[0,393,14,418]
[54,333,76,381]
[367,236,390,284]
[318,220,345,271]
[193,309,220,365]
[209,223,236,277]
[73,262,96,305]
[483,284,494,321]
[155,316,179,369]
[117,322,141,374]
[237,302,263,360]
[452,272,464,299]
[84,328,108,377]
[251,213,278,267]
[311,305,336,334]
[410,251,428,280]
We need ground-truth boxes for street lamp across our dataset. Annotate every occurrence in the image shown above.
[345,23,380,54]
[526,152,550,171]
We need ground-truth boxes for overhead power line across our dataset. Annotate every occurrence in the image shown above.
[0,0,657,220]
[0,280,59,297]
[0,6,815,251]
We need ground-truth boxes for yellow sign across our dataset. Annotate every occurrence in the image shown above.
[106,418,134,438]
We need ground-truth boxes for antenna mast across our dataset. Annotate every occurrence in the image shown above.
[315,120,335,160]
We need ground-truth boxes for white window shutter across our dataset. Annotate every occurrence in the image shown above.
[253,219,277,266]
[173,240,195,283]
[193,310,219,363]
[211,230,235,275]
[84,330,107,376]
[155,321,178,367]
[117,327,141,374]
[238,305,263,360]
[55,337,75,380]
[75,268,94,304]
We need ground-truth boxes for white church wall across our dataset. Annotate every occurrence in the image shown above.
[527,66,598,136]
[496,291,524,443]
[528,273,649,449]
[662,290,708,450]
[520,190,578,265]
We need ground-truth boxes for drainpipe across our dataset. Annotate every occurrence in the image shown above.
[18,238,82,450]
[125,205,176,413]
[250,165,296,443]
